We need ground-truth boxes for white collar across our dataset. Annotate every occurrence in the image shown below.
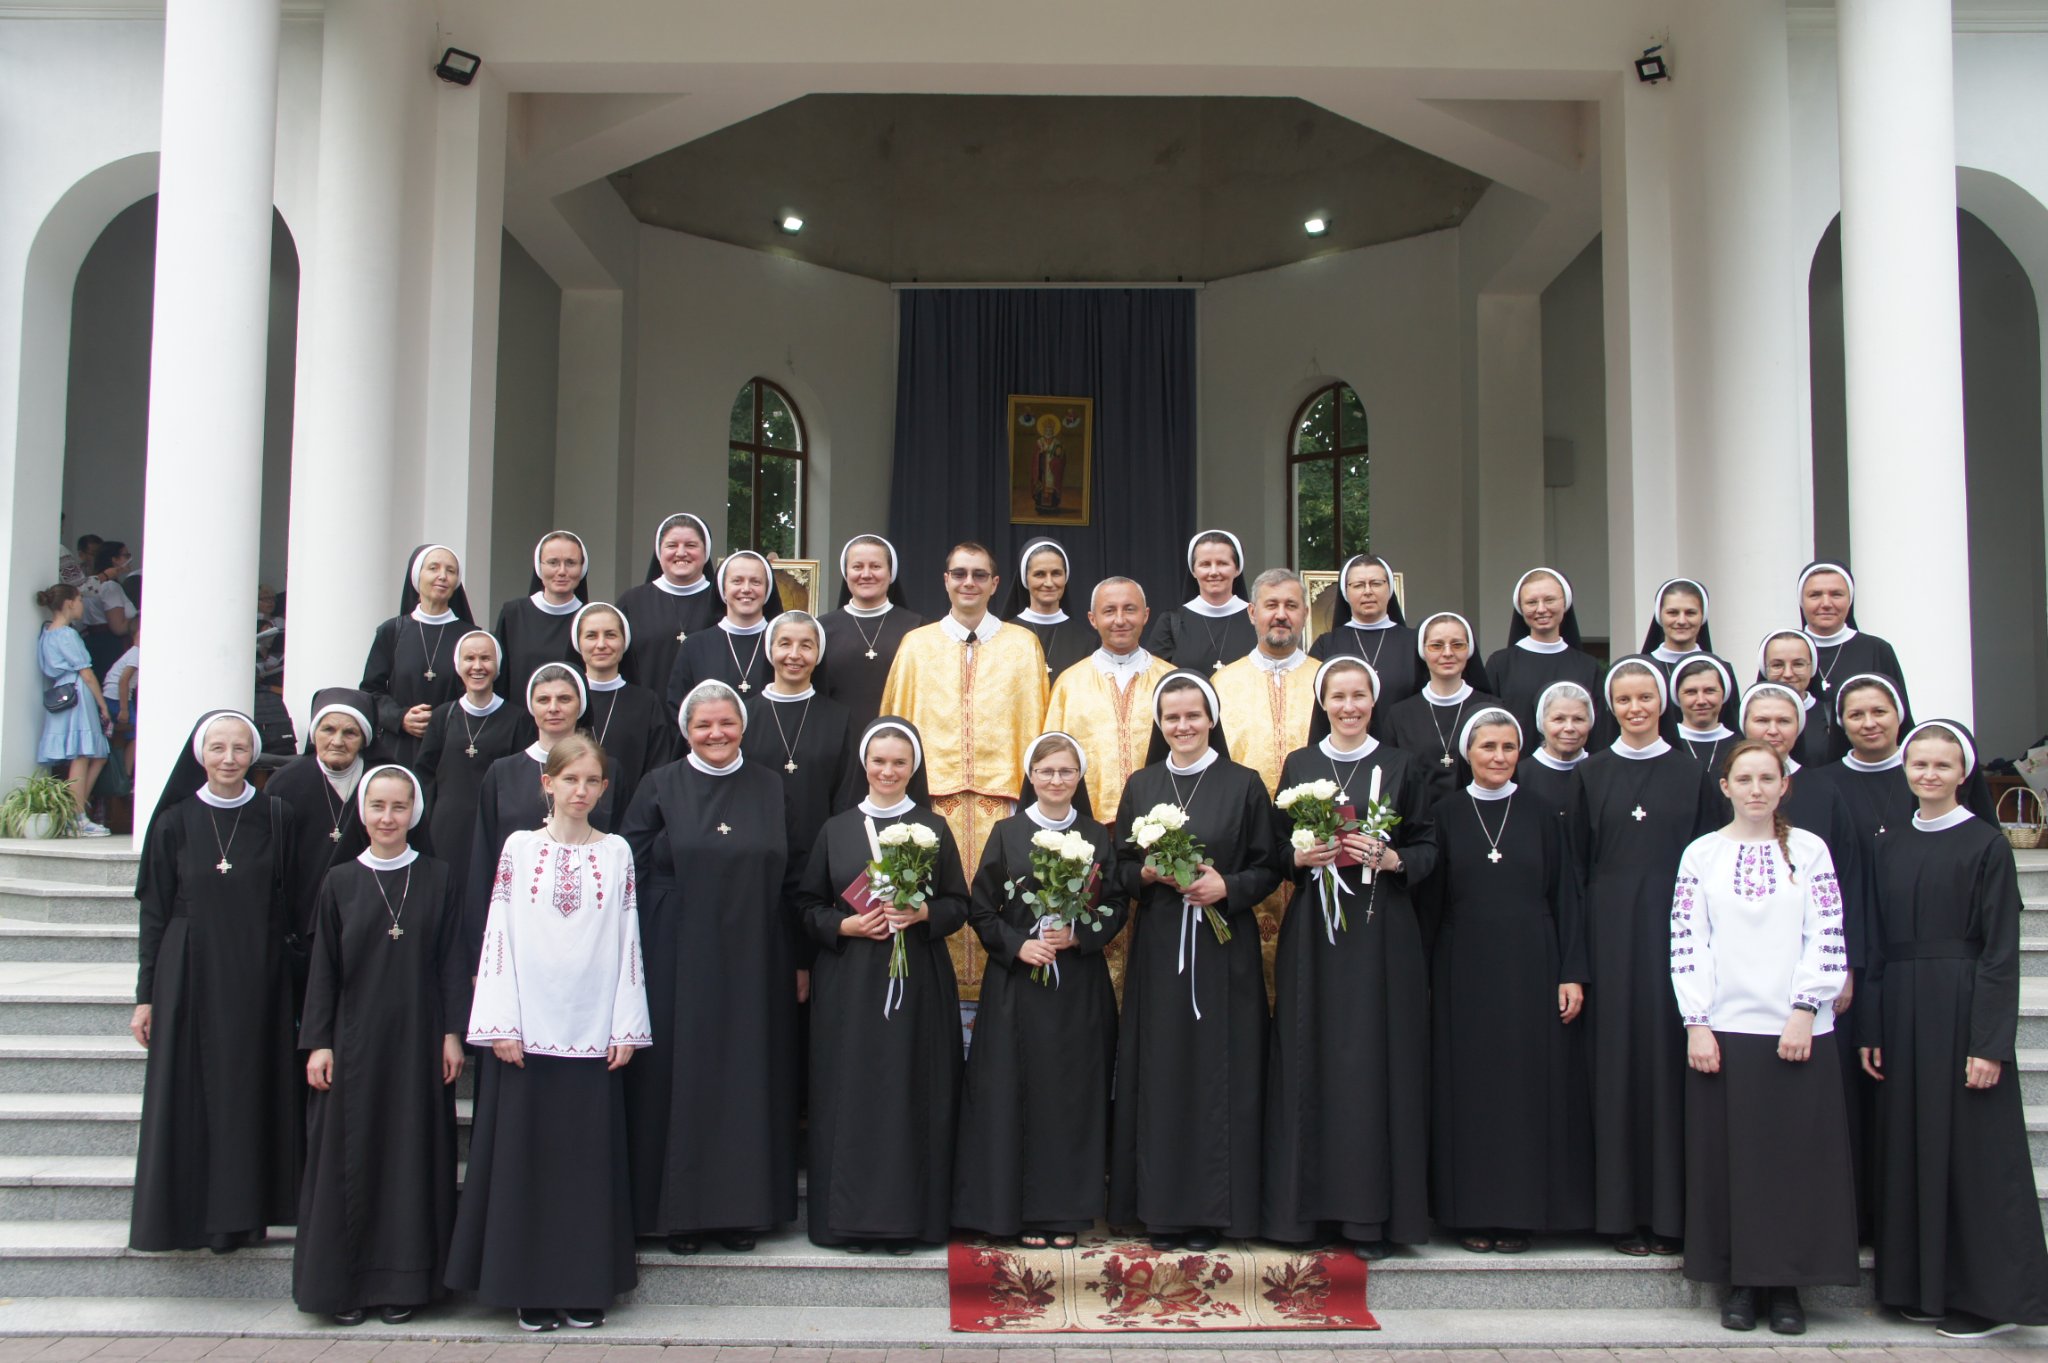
[524,742,549,762]
[1786,756,1803,774]
[1534,748,1587,771]
[860,795,916,819]
[687,751,744,777]
[321,758,365,800]
[586,674,625,692]
[654,575,710,597]
[1424,682,1474,707]
[357,847,419,870]
[1093,645,1152,673]
[720,617,768,636]
[1611,736,1673,760]
[1250,647,1308,675]
[1650,643,1699,664]
[1319,734,1381,763]
[1017,608,1069,626]
[1184,595,1248,619]
[1801,692,1817,711]
[1468,780,1517,802]
[843,601,893,619]
[1679,723,1735,742]
[1025,802,1077,831]
[411,606,459,626]
[1913,805,1974,832]
[530,592,580,616]
[1165,747,1220,775]
[940,613,1002,645]
[196,782,257,809]
[1844,750,1903,772]
[1808,625,1857,646]
[764,684,815,703]
[459,692,504,718]
[1516,636,1569,655]
[1345,616,1397,631]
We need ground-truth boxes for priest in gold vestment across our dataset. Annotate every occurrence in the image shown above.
[879,542,1048,997]
[1212,568,1317,993]
[1042,577,1175,824]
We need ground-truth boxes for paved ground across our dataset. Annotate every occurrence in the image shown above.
[0,1346,2045,1362]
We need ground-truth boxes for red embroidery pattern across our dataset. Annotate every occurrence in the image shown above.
[552,847,580,917]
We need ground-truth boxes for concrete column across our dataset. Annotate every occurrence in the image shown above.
[1474,294,1548,650]
[1666,0,1808,663]
[1837,0,1973,720]
[284,0,426,723]
[136,0,283,812]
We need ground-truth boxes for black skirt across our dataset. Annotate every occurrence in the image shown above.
[445,1054,638,1308]
[1684,1030,1859,1287]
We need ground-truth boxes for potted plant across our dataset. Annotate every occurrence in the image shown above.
[0,772,78,840]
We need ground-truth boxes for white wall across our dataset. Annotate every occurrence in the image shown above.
[491,230,563,605]
[1540,237,1611,644]
[1197,230,1466,612]
[630,227,897,579]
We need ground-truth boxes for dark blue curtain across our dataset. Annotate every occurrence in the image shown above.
[886,289,1197,619]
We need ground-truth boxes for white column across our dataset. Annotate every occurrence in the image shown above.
[1666,0,1808,662]
[136,0,283,813]
[284,0,425,724]
[1837,0,1972,720]
[1474,294,1547,649]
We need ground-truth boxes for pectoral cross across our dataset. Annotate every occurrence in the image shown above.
[1877,823,1887,835]
[215,858,232,875]
[739,680,752,693]
[465,744,478,758]
[1439,753,1455,769]
[1631,805,1647,822]
[1820,676,1830,692]
[1487,848,1503,864]
[328,828,341,842]
[717,822,732,835]
[424,669,437,682]
[387,924,404,940]
[784,759,799,774]
[677,630,687,643]
[865,648,878,660]
[1211,660,1224,673]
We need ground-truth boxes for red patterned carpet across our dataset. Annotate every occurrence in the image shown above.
[948,1231,1379,1332]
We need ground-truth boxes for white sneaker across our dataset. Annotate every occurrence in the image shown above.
[73,816,110,838]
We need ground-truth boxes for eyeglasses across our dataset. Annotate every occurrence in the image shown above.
[946,568,994,583]
[1031,767,1081,782]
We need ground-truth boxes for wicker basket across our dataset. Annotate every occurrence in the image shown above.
[1998,785,2046,851]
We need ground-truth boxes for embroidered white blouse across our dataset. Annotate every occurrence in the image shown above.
[469,828,652,1057]
[1669,826,1847,1036]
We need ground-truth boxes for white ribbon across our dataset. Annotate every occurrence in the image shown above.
[1176,898,1203,1021]
[1034,913,1063,989]
[1358,765,1385,885]
[865,816,906,1020]
[1310,864,1354,944]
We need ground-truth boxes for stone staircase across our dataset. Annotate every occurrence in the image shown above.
[0,835,2041,1347]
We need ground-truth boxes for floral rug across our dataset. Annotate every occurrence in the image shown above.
[947,1231,1378,1332]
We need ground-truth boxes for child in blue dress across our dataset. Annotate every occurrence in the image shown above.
[35,585,112,836]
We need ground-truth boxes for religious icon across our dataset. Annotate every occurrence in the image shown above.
[766,558,820,614]
[1007,395,1093,526]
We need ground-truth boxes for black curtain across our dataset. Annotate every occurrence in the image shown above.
[886,289,1197,620]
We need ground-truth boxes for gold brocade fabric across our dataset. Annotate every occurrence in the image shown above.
[1042,655,1176,823]
[881,620,1049,1000]
[1212,655,1317,998]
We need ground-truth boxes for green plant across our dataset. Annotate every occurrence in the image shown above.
[0,771,78,837]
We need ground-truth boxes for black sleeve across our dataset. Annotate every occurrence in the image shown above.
[1549,810,1591,984]
[1386,760,1438,886]
[1072,825,1129,955]
[136,816,181,1004]
[491,602,516,699]
[462,776,501,973]
[923,820,971,939]
[1221,776,1283,915]
[797,824,851,952]
[664,638,697,711]
[965,833,1030,966]
[298,878,344,1051]
[1969,840,2022,1063]
[414,707,448,851]
[1143,610,1180,664]
[1112,780,1147,898]
[433,865,472,1038]
[360,619,404,739]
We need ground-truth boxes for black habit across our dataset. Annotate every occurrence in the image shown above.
[1311,623,1418,736]
[293,855,468,1314]
[265,755,369,944]
[620,758,799,1236]
[816,607,922,725]
[797,804,969,1245]
[1264,742,1435,1245]
[1108,758,1281,1237]
[1425,785,1593,1233]
[742,689,862,895]
[1016,617,1095,684]
[582,679,675,818]
[461,748,616,970]
[491,596,580,703]
[360,617,466,769]
[1515,754,1585,817]
[665,622,774,709]
[954,812,1125,1236]
[415,699,535,895]
[615,579,722,695]
[131,794,302,1251]
[1380,688,1506,812]
[1812,631,1913,734]
[1484,643,1603,744]
[1145,607,1257,676]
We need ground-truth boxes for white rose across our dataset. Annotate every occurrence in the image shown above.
[1290,828,1318,852]
[1310,779,1340,801]
[1060,832,1095,863]
[1148,804,1188,831]
[1133,823,1164,849]
[1275,787,1300,810]
[908,823,939,849]
[1032,829,1067,853]
[877,823,912,847]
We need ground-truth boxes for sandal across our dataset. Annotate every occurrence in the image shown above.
[1459,1232,1495,1254]
[1019,1233,1050,1250]
[1051,1234,1078,1249]
[1648,1235,1683,1256]
[1492,1232,1530,1254]
[1614,1232,1651,1256]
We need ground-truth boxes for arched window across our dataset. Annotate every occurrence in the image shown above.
[1288,382,1369,571]
[728,378,807,558]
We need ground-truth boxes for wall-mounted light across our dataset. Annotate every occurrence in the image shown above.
[779,213,805,234]
[1303,215,1329,237]
[1635,45,1670,84]
[434,47,482,86]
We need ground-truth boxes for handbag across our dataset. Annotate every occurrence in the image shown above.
[41,682,79,714]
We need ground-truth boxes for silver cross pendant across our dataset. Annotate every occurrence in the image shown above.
[1487,848,1503,864]
[388,924,404,940]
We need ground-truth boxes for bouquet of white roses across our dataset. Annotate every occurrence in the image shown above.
[1278,778,1363,937]
[1006,828,1105,986]
[869,820,941,986]
[1131,802,1229,944]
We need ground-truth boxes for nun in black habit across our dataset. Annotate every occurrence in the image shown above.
[1669,656,1739,770]
[1797,562,1914,726]
[954,732,1125,1244]
[130,710,301,1253]
[360,544,474,768]
[1863,721,2048,1335]
[1484,567,1603,742]
[1311,556,1411,731]
[416,631,536,901]
[293,765,468,1325]
[1640,576,1740,734]
[1264,657,1436,1256]
[1755,630,1837,769]
[816,534,923,725]
[1380,611,1506,812]
[1829,674,1998,842]
[1517,680,1595,816]
[743,611,862,889]
[1005,539,1094,682]
[491,530,589,702]
[615,514,722,695]
[574,601,675,818]
[1108,671,1281,1249]
[664,549,783,709]
[265,688,375,952]
[1143,530,1257,675]
[795,717,969,1250]
[620,681,800,1253]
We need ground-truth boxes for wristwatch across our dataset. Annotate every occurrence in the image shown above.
[1791,1001,1818,1015]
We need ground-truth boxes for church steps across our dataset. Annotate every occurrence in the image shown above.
[0,881,139,928]
[0,841,142,890]
[0,919,136,965]
[0,1036,145,1093]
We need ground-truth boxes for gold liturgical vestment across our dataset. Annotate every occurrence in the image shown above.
[879,618,1048,998]
[1213,651,1318,996]
[1041,652,1176,824]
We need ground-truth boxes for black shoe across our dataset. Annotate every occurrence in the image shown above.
[1148,1234,1184,1252]
[1898,1307,1942,1324]
[718,1232,757,1252]
[207,1232,241,1255]
[1721,1285,1758,1332]
[518,1308,561,1332]
[563,1308,605,1329]
[1184,1231,1220,1252]
[378,1305,415,1325]
[844,1240,870,1254]
[331,1309,366,1327]
[886,1240,915,1256]
[1352,1240,1394,1261]
[667,1234,702,1255]
[1768,1286,1806,1335]
[1938,1310,2016,1339]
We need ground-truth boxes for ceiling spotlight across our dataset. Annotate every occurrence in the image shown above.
[779,213,805,234]
[1303,216,1329,237]
[1634,45,1669,84]
[434,47,482,86]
